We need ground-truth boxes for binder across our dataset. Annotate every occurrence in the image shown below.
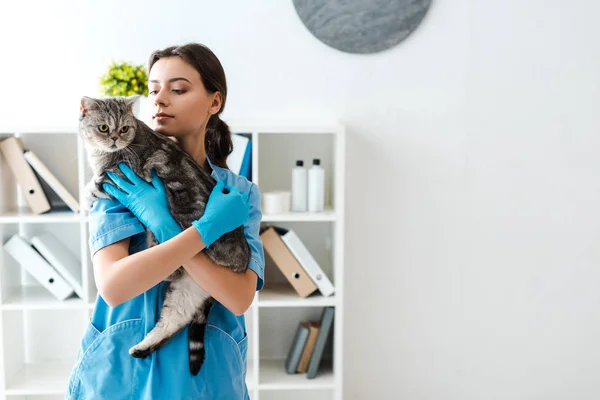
[279,228,335,297]
[23,150,80,213]
[0,136,51,214]
[227,134,250,176]
[239,140,252,181]
[30,232,84,299]
[285,321,309,374]
[4,234,75,301]
[296,321,320,373]
[307,306,335,379]
[260,226,318,298]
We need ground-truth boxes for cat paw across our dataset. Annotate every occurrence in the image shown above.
[129,345,152,358]
[82,180,109,210]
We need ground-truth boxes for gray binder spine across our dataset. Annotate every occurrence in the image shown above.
[306,307,335,379]
[285,321,310,374]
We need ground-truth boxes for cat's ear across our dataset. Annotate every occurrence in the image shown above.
[80,96,99,117]
[124,95,141,114]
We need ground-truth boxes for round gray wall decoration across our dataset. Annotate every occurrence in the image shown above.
[293,0,432,54]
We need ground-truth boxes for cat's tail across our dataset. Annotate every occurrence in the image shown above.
[188,297,214,375]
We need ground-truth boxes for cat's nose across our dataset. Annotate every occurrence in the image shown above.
[110,137,118,142]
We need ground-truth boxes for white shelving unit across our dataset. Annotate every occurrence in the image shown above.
[0,121,345,400]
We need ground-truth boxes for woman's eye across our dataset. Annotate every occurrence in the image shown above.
[98,124,109,133]
[120,126,129,133]
[148,89,185,95]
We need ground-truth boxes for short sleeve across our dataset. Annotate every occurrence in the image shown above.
[244,183,265,291]
[88,197,146,257]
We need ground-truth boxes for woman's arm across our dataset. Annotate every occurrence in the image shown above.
[93,226,206,307]
[182,254,258,316]
[181,182,263,316]
[98,165,253,309]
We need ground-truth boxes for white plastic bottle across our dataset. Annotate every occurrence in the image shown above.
[308,158,325,212]
[291,160,308,212]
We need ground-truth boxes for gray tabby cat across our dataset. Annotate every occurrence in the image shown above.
[78,95,250,375]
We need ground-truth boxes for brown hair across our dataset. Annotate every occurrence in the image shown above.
[148,43,232,169]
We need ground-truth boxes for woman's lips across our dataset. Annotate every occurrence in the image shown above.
[154,115,173,121]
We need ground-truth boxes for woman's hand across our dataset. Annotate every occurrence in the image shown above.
[103,163,182,243]
[192,180,250,248]
[104,162,250,248]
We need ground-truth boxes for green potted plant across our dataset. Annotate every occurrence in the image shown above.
[99,61,150,122]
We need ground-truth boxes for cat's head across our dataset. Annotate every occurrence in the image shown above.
[78,95,140,152]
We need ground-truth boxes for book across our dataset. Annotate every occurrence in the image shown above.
[228,134,251,180]
[306,306,335,379]
[0,136,51,214]
[297,320,320,373]
[30,232,84,299]
[23,150,80,213]
[260,226,318,298]
[285,321,310,374]
[279,228,335,297]
[239,140,252,181]
[4,234,75,301]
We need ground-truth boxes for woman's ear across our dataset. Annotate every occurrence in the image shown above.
[208,92,223,116]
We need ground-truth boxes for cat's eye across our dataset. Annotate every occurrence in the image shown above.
[97,124,109,133]
[120,126,129,133]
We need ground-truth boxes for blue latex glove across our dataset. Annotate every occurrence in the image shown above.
[192,180,250,248]
[103,163,182,243]
[104,163,251,247]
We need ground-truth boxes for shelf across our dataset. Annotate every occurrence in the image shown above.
[228,120,344,134]
[0,123,345,399]
[0,121,345,136]
[0,127,78,135]
[1,286,87,310]
[4,360,73,395]
[261,209,336,222]
[258,285,336,308]
[0,208,82,224]
[246,361,256,389]
[259,358,334,390]
[2,209,336,223]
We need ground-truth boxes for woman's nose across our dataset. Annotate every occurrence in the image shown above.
[154,90,168,107]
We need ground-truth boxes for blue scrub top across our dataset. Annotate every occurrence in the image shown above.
[66,158,265,400]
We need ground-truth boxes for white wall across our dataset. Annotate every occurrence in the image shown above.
[2,0,600,398]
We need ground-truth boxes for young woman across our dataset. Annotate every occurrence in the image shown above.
[66,43,265,400]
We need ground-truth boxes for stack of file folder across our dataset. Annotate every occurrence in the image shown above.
[0,135,80,214]
[260,226,335,298]
[3,231,83,301]
[284,306,335,379]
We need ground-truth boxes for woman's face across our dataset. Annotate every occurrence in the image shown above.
[148,56,221,139]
